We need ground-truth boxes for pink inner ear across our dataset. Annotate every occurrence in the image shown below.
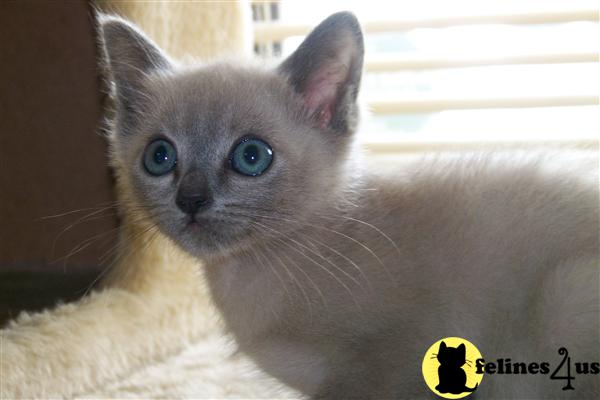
[303,62,347,128]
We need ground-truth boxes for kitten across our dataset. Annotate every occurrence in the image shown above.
[100,12,599,399]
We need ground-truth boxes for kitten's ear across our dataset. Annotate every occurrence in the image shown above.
[277,12,364,134]
[439,341,447,351]
[99,15,172,114]
[458,343,466,357]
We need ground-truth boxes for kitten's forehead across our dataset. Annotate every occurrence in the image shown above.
[158,65,293,131]
[142,64,310,160]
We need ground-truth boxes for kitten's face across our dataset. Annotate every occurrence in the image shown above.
[102,13,363,260]
[118,68,348,259]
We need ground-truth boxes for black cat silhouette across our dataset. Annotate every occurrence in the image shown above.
[435,341,478,394]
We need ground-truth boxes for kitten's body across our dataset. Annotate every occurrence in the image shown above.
[100,12,599,398]
[207,152,599,398]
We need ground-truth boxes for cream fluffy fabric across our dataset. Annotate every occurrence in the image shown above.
[1,230,299,398]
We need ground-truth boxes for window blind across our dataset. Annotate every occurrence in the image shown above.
[251,1,599,150]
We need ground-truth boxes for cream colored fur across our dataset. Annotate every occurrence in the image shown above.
[0,224,297,398]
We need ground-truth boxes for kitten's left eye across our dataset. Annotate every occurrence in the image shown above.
[230,138,273,177]
[143,139,177,176]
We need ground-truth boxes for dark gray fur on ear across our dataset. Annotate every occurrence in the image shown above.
[278,12,364,135]
[99,15,172,118]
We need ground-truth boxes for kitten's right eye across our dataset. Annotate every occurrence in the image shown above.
[143,139,177,176]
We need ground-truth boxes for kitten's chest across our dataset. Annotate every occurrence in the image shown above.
[205,219,410,344]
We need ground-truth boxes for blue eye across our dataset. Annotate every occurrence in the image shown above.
[143,139,177,176]
[230,137,273,176]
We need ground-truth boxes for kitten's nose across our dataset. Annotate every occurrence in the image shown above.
[176,193,211,216]
[176,172,212,216]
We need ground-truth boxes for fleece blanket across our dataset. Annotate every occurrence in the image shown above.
[0,228,298,398]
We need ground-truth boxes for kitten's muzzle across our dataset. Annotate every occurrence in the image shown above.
[176,193,211,216]
[176,172,212,216]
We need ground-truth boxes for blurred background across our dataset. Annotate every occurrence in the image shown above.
[0,0,598,324]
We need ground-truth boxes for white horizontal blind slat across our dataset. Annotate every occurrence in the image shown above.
[254,8,599,43]
[364,139,598,154]
[365,51,599,71]
[368,95,599,114]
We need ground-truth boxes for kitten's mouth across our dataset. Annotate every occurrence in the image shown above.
[179,215,230,237]
[168,214,249,260]
[187,220,200,228]
[184,216,202,229]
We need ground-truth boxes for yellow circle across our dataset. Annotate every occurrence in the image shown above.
[422,337,484,399]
